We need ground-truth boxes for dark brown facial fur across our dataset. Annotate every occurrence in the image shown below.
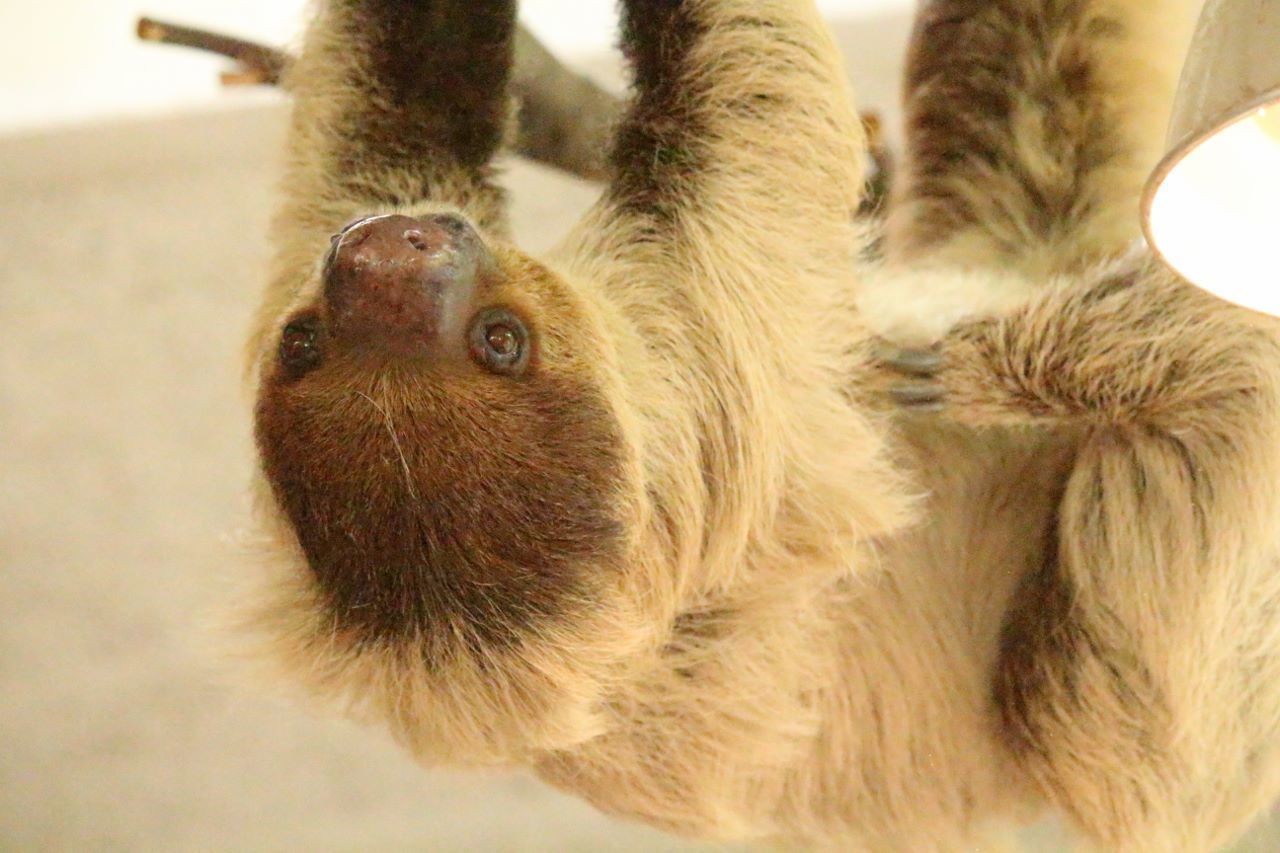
[254,236,629,649]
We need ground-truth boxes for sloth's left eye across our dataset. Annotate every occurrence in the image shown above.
[469,307,530,376]
[279,315,324,377]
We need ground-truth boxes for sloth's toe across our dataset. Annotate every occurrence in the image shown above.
[870,342,948,411]
[889,381,946,410]
[876,344,943,378]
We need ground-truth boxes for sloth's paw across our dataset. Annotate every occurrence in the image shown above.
[873,318,1045,427]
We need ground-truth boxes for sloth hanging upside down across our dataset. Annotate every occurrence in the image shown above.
[241,0,1280,848]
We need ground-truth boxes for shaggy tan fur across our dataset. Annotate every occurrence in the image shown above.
[872,0,1280,848]
[238,0,1280,848]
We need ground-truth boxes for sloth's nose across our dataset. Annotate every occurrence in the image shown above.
[323,213,483,355]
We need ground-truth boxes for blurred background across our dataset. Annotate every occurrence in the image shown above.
[1,1,1277,850]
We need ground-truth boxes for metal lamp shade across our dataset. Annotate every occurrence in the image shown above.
[1142,0,1280,315]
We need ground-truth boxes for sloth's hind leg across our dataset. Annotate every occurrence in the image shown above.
[924,261,1280,849]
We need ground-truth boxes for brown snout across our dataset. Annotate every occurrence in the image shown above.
[323,213,484,356]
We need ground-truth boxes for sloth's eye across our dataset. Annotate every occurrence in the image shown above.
[469,307,530,376]
[279,315,324,376]
[486,324,518,356]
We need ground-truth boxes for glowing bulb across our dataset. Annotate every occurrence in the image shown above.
[1147,102,1280,315]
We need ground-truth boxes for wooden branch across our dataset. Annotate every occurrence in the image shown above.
[134,14,892,202]
[137,17,287,86]
[135,15,617,180]
[510,27,621,182]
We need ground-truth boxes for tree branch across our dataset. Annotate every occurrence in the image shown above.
[510,26,621,182]
[136,15,619,180]
[137,17,288,86]
[135,14,891,203]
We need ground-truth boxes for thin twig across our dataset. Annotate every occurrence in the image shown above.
[136,16,288,86]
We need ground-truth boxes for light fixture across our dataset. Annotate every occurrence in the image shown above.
[1142,0,1280,316]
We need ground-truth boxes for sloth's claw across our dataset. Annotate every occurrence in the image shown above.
[877,345,943,378]
[890,382,946,410]
[873,342,948,411]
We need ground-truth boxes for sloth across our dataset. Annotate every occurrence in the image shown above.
[240,0,1280,848]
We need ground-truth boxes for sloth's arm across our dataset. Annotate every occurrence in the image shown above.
[600,0,866,266]
[279,0,517,237]
[254,0,517,354]
[887,0,1198,274]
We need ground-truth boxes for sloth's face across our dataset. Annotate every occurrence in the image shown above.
[252,213,635,651]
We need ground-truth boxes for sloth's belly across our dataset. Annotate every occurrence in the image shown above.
[807,423,1080,826]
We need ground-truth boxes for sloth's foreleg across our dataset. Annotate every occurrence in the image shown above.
[254,0,519,353]
[278,0,517,237]
[595,0,869,272]
[567,0,910,588]
[891,263,1280,849]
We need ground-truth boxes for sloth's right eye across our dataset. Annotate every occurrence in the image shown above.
[279,316,324,376]
[468,307,530,377]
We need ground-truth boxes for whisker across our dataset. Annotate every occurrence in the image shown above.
[353,388,420,501]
